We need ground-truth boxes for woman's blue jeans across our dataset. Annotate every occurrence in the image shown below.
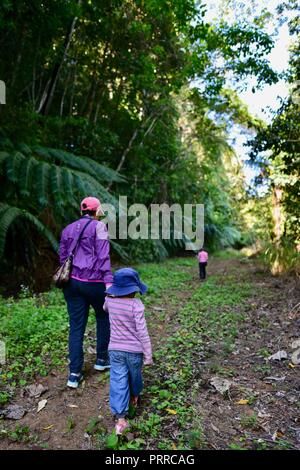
[63,278,109,373]
[109,350,143,418]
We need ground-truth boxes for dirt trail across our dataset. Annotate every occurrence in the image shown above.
[0,259,201,450]
[1,256,300,450]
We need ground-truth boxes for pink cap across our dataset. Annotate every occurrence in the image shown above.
[80,197,101,212]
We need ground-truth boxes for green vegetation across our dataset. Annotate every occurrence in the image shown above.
[1,0,297,294]
[248,1,300,274]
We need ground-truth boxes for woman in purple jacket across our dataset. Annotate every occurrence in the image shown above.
[59,197,113,388]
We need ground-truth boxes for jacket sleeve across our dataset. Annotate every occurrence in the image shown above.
[59,229,69,265]
[133,301,152,362]
[95,221,113,284]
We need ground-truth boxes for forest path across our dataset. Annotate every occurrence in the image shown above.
[1,254,300,450]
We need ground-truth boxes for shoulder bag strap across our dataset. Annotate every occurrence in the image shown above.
[70,218,94,257]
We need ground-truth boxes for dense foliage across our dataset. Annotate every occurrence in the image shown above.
[249,0,300,273]
[0,0,281,291]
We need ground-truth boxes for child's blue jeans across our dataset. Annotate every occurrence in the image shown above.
[109,350,143,418]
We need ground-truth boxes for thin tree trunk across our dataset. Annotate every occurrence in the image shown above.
[273,186,283,242]
[272,185,284,275]
[68,60,78,116]
[60,69,72,117]
[106,113,158,191]
[85,76,97,120]
[93,89,103,124]
[37,0,81,115]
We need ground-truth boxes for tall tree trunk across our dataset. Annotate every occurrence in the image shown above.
[37,0,81,115]
[68,59,78,116]
[85,76,98,120]
[272,185,284,275]
[106,113,158,191]
[60,69,72,117]
[273,186,283,243]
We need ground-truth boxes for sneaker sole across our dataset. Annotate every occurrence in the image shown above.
[67,380,79,388]
[94,364,111,371]
[67,376,83,388]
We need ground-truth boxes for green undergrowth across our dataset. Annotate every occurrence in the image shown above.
[0,254,257,450]
[0,258,193,394]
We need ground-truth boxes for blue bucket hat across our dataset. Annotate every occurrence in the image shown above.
[105,268,148,296]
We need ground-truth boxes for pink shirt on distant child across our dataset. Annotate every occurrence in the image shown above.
[198,251,208,263]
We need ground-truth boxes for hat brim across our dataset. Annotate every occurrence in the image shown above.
[105,282,147,296]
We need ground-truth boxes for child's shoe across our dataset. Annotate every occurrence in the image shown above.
[67,372,83,388]
[115,419,129,435]
[94,358,111,371]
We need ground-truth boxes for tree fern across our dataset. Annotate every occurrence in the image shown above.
[34,160,51,207]
[0,204,59,257]
[19,157,37,198]
[6,151,24,183]
[49,164,64,210]
[0,141,129,264]
[35,147,125,183]
[0,147,122,209]
[61,167,75,202]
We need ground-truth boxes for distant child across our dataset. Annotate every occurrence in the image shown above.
[104,268,153,435]
[197,248,208,281]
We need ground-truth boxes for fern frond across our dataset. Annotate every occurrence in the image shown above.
[6,151,24,183]
[41,147,125,183]
[49,165,64,209]
[34,161,51,207]
[0,203,58,257]
[73,170,118,207]
[34,146,53,162]
[0,151,10,165]
[61,167,74,201]
[15,143,32,155]
[19,157,37,197]
[110,240,130,261]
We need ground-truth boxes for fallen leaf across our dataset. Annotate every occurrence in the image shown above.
[272,430,284,441]
[0,405,26,420]
[291,339,300,349]
[25,384,48,398]
[37,399,47,413]
[67,404,78,408]
[172,443,177,450]
[210,376,232,394]
[43,425,53,430]
[87,346,96,354]
[268,350,288,361]
[211,423,220,433]
[288,362,296,369]
[166,408,177,415]
[291,348,300,365]
[264,376,286,383]
[236,399,249,405]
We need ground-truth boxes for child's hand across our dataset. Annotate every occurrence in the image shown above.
[143,358,153,366]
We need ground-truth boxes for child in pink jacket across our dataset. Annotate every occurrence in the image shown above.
[197,248,208,281]
[104,268,153,435]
